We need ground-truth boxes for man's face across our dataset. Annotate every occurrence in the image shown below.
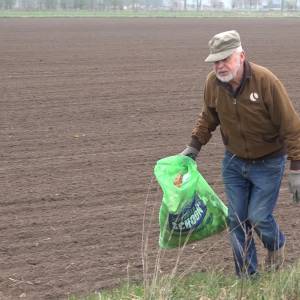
[213,51,244,83]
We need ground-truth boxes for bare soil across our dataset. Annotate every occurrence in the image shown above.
[1,18,300,299]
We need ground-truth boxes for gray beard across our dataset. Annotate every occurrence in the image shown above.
[216,72,234,82]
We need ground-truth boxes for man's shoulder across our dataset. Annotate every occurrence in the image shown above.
[249,62,279,81]
[206,71,217,84]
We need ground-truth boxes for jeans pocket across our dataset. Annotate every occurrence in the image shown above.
[262,155,286,170]
[222,151,236,173]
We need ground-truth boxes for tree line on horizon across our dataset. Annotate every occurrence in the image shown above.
[0,0,299,11]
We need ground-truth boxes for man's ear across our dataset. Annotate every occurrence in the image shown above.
[240,51,246,63]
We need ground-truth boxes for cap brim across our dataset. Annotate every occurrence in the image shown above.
[204,48,236,63]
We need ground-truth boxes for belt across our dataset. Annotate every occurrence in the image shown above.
[228,148,286,163]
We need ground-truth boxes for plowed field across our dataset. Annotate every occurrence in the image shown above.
[1,18,300,299]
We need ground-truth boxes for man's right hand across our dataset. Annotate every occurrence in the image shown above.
[180,146,199,160]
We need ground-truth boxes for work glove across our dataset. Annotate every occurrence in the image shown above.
[288,170,300,203]
[180,146,199,161]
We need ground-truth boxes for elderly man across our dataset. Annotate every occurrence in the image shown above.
[182,30,300,277]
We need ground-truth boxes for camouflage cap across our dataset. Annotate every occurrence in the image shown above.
[205,30,242,63]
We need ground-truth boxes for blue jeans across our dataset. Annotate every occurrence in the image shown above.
[222,151,286,276]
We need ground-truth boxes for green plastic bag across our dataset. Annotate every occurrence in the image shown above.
[154,155,228,249]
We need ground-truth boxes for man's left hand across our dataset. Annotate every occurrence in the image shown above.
[288,170,300,203]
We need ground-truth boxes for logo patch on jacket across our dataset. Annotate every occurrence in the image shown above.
[249,92,259,102]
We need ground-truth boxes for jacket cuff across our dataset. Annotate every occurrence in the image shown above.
[189,136,202,151]
[290,160,300,170]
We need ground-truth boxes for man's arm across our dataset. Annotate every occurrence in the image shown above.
[268,78,300,166]
[182,79,220,159]
[268,78,300,202]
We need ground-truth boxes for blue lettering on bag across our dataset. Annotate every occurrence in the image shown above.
[168,194,207,232]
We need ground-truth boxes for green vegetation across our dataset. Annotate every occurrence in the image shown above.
[69,261,300,300]
[1,10,300,17]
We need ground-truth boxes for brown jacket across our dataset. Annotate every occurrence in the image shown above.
[190,61,300,168]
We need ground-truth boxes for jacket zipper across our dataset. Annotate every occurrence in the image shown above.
[233,97,249,158]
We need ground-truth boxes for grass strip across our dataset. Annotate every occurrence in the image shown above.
[69,261,300,300]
